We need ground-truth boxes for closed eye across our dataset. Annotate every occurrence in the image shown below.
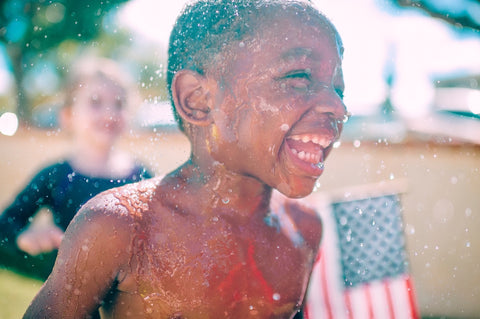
[282,70,311,80]
[277,70,312,92]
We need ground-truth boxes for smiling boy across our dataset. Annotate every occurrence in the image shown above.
[24,0,347,318]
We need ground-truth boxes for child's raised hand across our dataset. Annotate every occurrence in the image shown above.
[16,224,64,256]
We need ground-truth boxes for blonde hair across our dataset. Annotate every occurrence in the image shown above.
[63,56,134,110]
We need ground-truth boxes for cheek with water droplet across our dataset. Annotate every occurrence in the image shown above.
[280,124,289,131]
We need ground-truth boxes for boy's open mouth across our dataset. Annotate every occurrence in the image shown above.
[284,133,334,174]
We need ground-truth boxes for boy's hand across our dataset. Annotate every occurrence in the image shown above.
[16,225,64,256]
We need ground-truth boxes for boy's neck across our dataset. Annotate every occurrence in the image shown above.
[164,159,273,224]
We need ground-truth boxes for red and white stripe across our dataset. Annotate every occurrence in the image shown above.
[304,202,419,319]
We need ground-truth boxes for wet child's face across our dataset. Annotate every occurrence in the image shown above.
[207,14,347,198]
[69,77,127,147]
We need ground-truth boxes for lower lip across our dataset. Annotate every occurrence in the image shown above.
[283,142,325,177]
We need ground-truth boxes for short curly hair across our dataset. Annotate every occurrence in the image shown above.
[167,0,333,130]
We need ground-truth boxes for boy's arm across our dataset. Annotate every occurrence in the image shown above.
[23,196,132,318]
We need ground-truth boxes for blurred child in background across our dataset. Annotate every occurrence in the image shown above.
[0,56,153,279]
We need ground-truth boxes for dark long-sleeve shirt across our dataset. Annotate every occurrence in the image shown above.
[0,160,152,244]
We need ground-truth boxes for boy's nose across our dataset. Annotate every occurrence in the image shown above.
[309,85,348,122]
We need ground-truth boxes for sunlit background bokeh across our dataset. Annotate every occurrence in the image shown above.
[0,0,479,318]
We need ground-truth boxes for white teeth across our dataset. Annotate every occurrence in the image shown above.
[290,134,331,148]
[291,148,322,166]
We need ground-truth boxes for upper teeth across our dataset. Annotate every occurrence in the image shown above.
[290,135,331,148]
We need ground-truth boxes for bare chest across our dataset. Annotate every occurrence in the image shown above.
[110,216,315,318]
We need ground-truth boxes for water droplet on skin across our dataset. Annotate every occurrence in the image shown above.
[273,293,281,301]
[280,123,289,131]
[316,162,324,169]
[222,198,230,204]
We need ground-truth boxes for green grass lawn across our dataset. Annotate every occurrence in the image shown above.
[0,268,43,319]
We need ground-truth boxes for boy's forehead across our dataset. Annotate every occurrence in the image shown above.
[264,10,338,39]
[248,13,340,57]
[281,47,314,60]
[217,16,343,86]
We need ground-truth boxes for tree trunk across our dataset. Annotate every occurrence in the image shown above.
[6,44,30,123]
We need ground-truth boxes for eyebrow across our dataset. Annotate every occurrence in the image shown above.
[281,47,315,60]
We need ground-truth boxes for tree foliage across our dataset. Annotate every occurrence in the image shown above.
[0,0,129,120]
[391,0,480,32]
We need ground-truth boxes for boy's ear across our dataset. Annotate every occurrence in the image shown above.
[172,70,213,126]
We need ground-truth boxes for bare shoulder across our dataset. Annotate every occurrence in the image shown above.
[23,178,163,318]
[73,177,161,225]
[61,178,162,265]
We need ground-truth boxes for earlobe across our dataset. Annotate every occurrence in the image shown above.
[172,70,213,126]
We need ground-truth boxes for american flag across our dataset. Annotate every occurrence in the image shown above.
[305,193,419,319]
